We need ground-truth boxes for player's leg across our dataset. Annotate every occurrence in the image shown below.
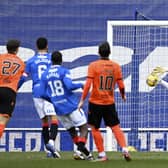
[33,98,60,158]
[33,98,50,146]
[47,115,60,158]
[77,124,94,160]
[49,115,58,143]
[41,116,58,158]
[69,108,93,160]
[0,87,16,138]
[43,116,60,158]
[111,124,131,161]
[43,100,59,143]
[57,115,85,160]
[58,109,93,160]
[90,126,108,162]
[67,125,93,160]
[67,126,85,160]
[43,100,60,158]
[0,115,9,138]
[41,117,49,145]
[104,104,131,161]
[88,102,108,161]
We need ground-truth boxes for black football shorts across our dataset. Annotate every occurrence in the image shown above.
[88,102,120,128]
[0,87,16,117]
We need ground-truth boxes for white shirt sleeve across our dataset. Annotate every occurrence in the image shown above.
[160,80,168,89]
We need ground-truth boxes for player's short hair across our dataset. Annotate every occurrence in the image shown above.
[6,39,20,53]
[98,41,111,57]
[36,37,48,50]
[51,51,62,65]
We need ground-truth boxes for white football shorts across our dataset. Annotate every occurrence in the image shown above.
[33,98,56,119]
[57,108,87,129]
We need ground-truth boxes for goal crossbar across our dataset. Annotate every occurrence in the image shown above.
[107,20,168,26]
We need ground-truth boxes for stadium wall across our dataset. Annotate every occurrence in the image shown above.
[0,0,168,152]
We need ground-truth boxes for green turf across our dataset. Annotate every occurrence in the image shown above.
[0,152,168,168]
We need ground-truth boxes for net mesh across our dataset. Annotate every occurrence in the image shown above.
[107,21,168,151]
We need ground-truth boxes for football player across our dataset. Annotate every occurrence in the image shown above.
[39,51,94,160]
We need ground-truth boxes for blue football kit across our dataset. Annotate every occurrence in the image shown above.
[39,65,83,116]
[25,53,51,97]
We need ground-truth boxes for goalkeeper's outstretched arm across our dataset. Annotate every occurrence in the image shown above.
[160,80,168,89]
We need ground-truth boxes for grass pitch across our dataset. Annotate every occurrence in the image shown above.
[0,152,168,168]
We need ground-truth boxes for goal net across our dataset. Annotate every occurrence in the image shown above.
[107,21,168,151]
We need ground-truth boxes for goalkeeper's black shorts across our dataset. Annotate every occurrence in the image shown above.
[88,102,120,129]
[0,87,16,117]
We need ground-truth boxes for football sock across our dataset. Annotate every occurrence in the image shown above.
[73,136,90,156]
[42,123,49,145]
[0,124,5,138]
[77,141,90,156]
[72,136,79,144]
[111,124,126,148]
[50,120,58,140]
[78,137,87,144]
[91,128,104,152]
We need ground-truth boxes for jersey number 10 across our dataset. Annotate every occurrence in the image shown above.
[99,75,113,90]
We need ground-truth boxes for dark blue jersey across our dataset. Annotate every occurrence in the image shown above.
[39,65,83,115]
